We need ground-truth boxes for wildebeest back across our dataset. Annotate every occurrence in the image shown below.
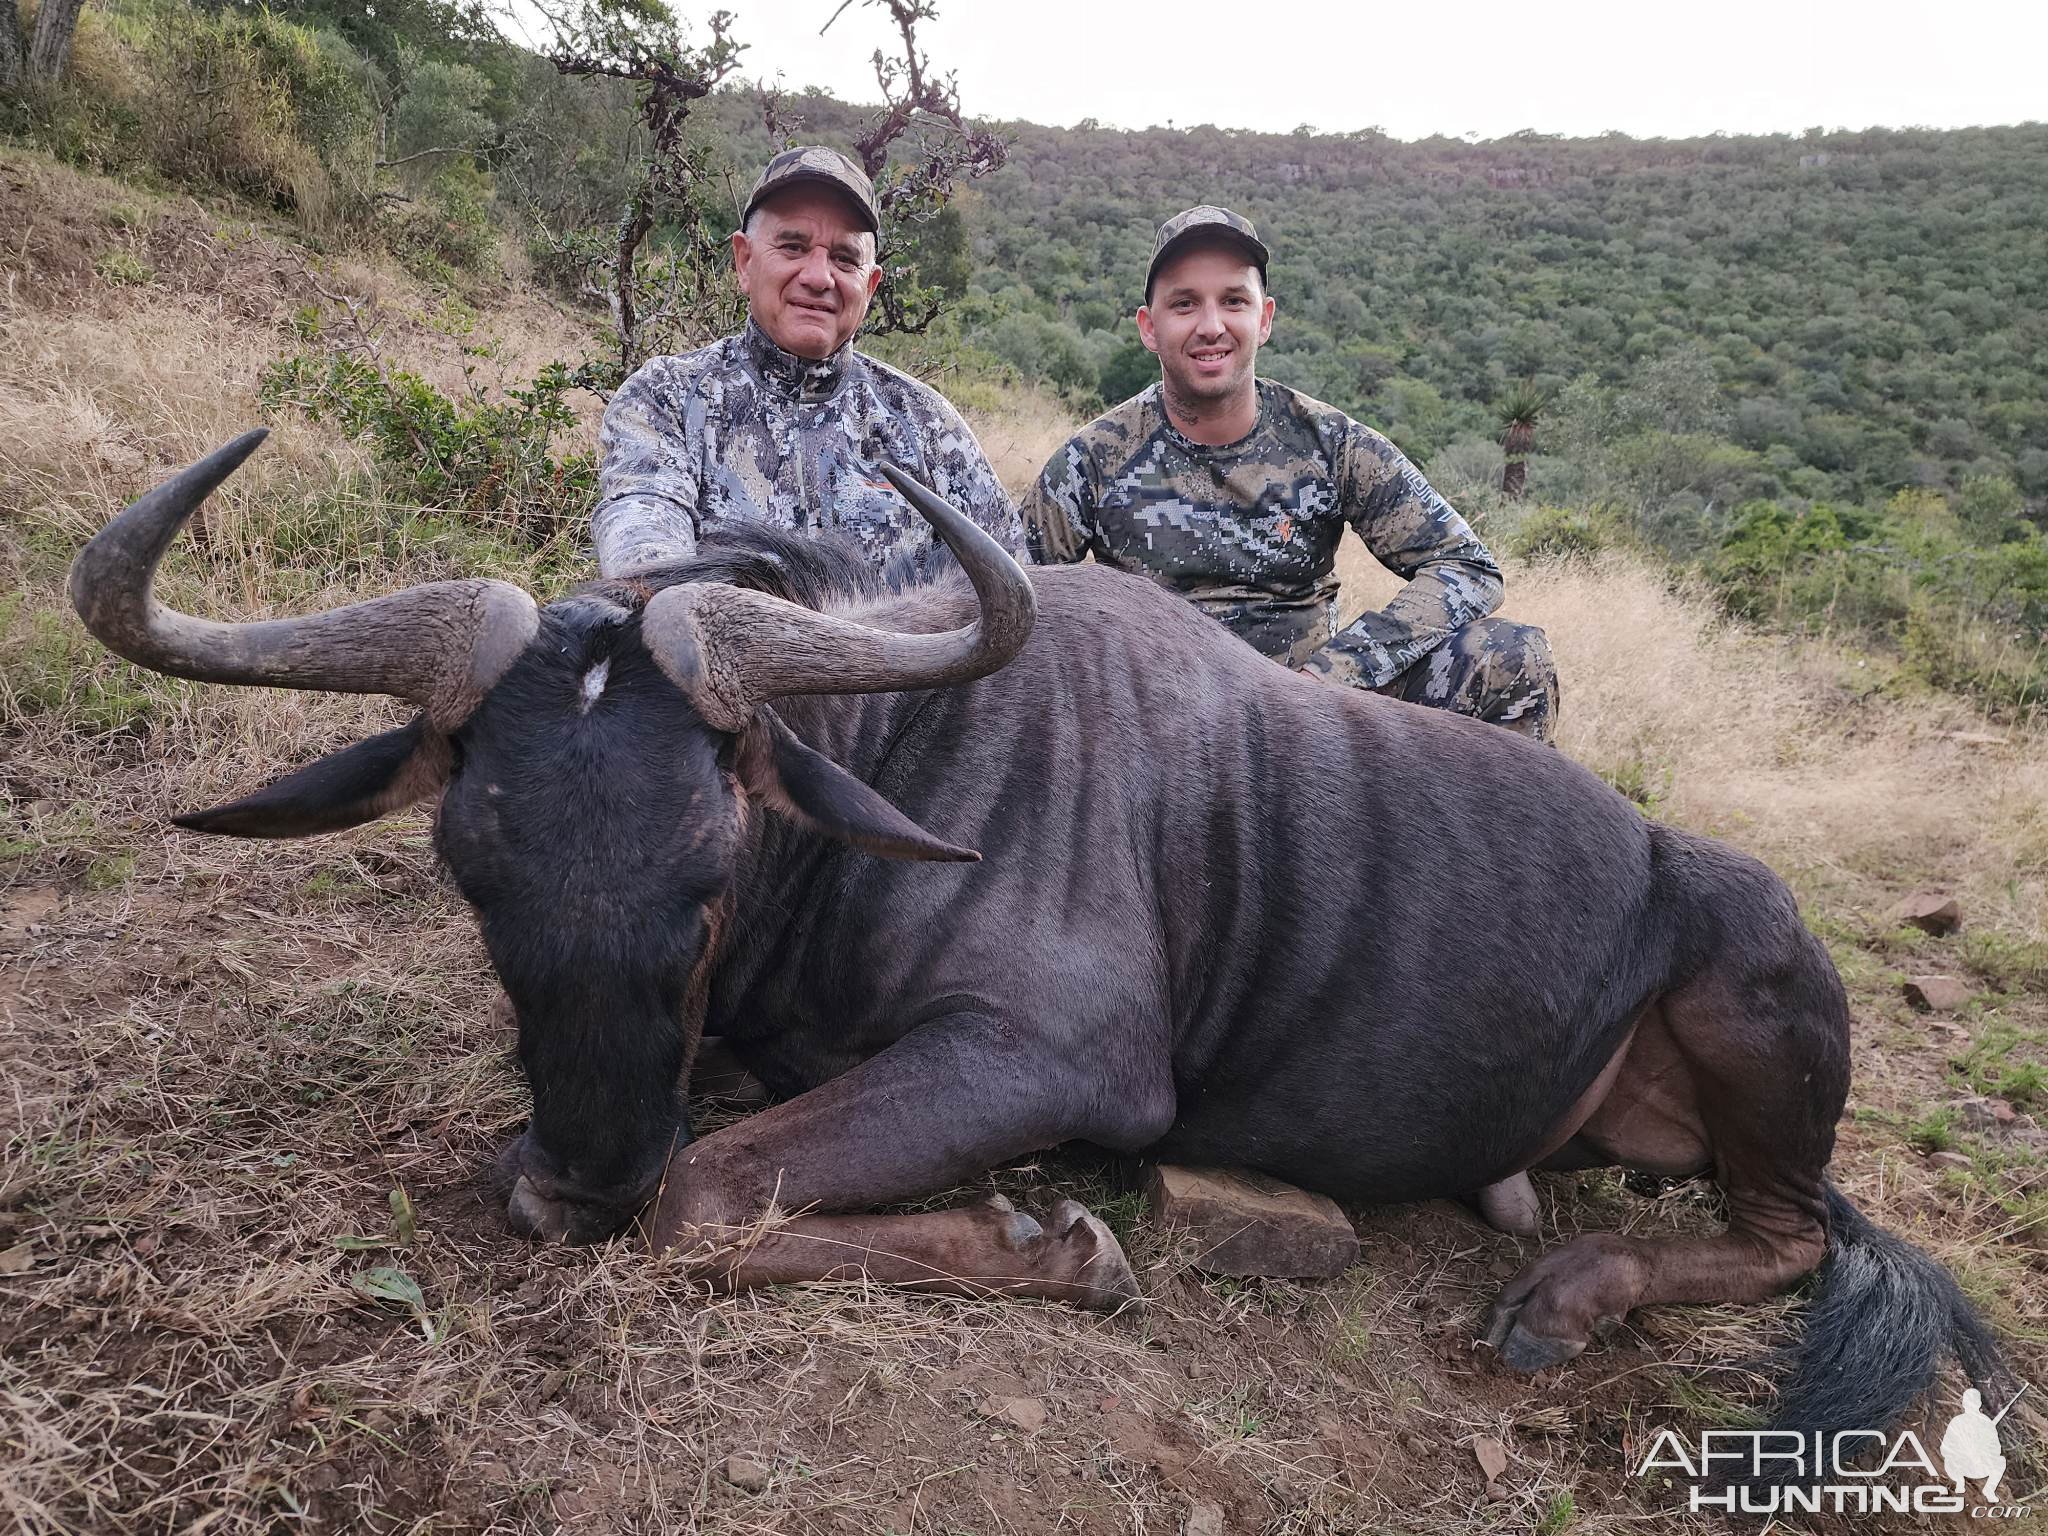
[738,562,1681,1202]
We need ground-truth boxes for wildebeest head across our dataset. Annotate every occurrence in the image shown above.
[69,430,1035,1244]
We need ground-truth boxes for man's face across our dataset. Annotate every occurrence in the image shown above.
[1136,242,1276,405]
[732,186,883,360]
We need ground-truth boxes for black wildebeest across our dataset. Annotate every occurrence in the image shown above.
[72,431,2004,1443]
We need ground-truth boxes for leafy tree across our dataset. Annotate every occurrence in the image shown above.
[538,0,749,378]
[1098,336,1156,406]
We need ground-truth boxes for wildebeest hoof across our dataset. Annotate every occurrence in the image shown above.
[1474,1172,1541,1236]
[997,1210,1044,1250]
[1050,1199,1141,1312]
[1050,1198,1091,1233]
[1485,1312,1588,1373]
[507,1174,573,1242]
[980,1192,1015,1213]
[1479,1233,1649,1373]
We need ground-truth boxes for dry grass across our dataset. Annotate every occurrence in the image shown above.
[2,147,2044,1532]
[966,383,1082,501]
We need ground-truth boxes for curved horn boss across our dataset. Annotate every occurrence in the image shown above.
[639,460,1036,731]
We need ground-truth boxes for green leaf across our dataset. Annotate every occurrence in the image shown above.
[331,1234,386,1252]
[351,1265,425,1311]
[388,1186,418,1247]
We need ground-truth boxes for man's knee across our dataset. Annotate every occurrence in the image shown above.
[1473,619,1560,743]
[1380,617,1560,742]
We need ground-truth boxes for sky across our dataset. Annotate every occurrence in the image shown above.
[674,0,2047,142]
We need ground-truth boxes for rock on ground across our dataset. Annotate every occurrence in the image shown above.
[979,1394,1049,1433]
[1892,891,1963,936]
[1147,1164,1359,1278]
[1902,975,1971,1011]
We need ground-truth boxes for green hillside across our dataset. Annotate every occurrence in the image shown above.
[11,0,2046,708]
[950,120,2048,501]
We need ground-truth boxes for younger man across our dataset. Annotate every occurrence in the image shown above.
[1023,206,1557,742]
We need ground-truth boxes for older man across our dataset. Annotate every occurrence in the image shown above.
[593,146,1021,579]
[1023,206,1558,743]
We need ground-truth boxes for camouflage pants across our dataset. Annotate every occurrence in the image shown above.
[1371,618,1560,744]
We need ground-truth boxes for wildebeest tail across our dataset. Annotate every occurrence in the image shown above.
[1768,1181,2010,1440]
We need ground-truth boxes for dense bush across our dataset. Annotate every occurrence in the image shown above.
[259,348,597,542]
[388,159,498,280]
[1703,494,2048,712]
[885,112,2047,522]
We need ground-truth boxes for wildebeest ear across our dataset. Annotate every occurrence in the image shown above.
[737,710,979,863]
[174,716,452,838]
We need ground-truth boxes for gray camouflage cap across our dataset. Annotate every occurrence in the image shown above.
[743,145,880,234]
[1145,205,1270,300]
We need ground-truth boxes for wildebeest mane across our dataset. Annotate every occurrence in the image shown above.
[590,525,960,614]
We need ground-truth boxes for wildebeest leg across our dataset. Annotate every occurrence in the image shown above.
[641,1013,1163,1309]
[1484,942,1842,1369]
[1482,1182,1825,1370]
[667,1194,1137,1310]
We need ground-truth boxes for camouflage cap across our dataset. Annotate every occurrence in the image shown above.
[742,145,881,234]
[1145,205,1270,300]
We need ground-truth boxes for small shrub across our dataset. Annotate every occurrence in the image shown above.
[93,249,155,286]
[1905,1106,1958,1154]
[1536,1491,1577,1536]
[1506,506,1615,563]
[85,853,138,891]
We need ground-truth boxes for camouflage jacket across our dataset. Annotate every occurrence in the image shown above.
[1021,381,1504,688]
[593,319,1022,578]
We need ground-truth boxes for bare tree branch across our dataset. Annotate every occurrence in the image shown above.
[377,144,472,171]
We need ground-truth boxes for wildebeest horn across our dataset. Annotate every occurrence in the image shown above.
[68,429,539,731]
[640,462,1035,731]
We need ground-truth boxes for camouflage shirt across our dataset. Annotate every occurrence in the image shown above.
[1022,381,1504,688]
[593,319,1022,578]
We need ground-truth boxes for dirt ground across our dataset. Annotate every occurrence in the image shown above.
[3,147,2045,1534]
